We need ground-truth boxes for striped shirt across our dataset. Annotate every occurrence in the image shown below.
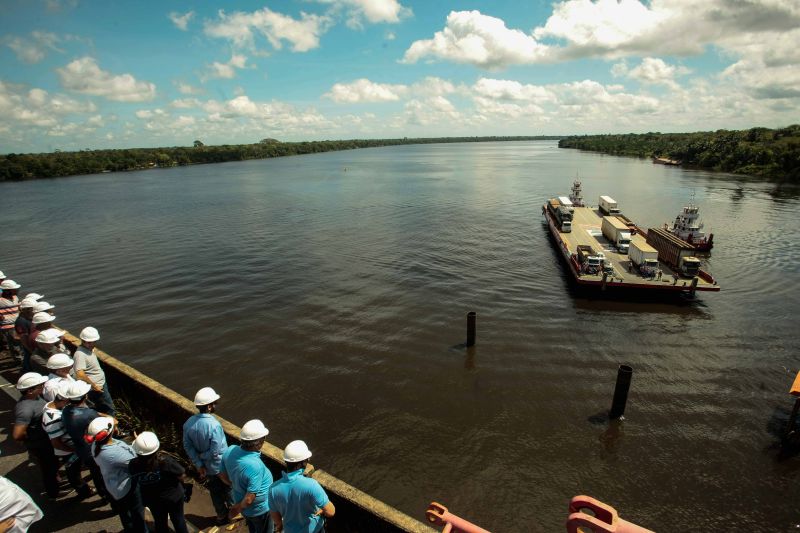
[0,296,19,330]
[42,404,74,457]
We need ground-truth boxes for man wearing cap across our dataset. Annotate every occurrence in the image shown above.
[219,419,273,533]
[14,298,37,365]
[268,440,335,533]
[183,386,231,525]
[42,353,76,402]
[13,372,60,499]
[61,380,111,500]
[0,279,21,352]
[43,380,93,499]
[30,328,66,375]
[73,326,115,416]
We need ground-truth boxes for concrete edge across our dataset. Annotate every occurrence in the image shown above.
[60,331,436,533]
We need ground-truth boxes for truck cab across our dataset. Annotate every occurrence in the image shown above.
[680,257,701,277]
[617,231,631,254]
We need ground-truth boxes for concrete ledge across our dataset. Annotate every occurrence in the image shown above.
[61,331,435,533]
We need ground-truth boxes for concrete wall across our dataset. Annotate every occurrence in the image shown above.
[61,331,435,533]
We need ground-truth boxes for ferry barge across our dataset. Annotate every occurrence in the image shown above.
[542,186,719,295]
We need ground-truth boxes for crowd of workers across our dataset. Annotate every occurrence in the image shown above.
[0,272,336,533]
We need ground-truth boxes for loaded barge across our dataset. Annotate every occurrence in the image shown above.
[543,183,719,295]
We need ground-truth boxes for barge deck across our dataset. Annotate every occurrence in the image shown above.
[544,206,720,294]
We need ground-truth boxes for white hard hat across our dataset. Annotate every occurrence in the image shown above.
[36,328,61,344]
[80,327,100,342]
[24,292,44,301]
[0,270,4,278]
[0,280,21,290]
[46,353,74,370]
[240,419,269,441]
[283,440,312,463]
[64,380,92,400]
[133,431,160,455]
[193,387,220,406]
[87,417,114,438]
[16,372,48,390]
[32,312,56,325]
[56,380,73,400]
[19,299,36,309]
[33,301,55,313]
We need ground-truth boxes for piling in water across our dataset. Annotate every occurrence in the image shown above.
[609,365,633,420]
[466,312,476,347]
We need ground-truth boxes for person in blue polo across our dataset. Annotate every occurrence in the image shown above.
[219,419,273,533]
[268,440,335,533]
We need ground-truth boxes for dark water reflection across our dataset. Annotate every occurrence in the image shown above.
[2,141,799,531]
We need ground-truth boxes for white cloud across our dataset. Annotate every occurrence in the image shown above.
[204,8,330,52]
[612,57,690,89]
[204,54,249,80]
[402,10,551,70]
[170,98,201,109]
[169,11,194,31]
[312,0,412,28]
[324,78,408,103]
[473,78,553,102]
[57,57,156,102]
[0,81,96,128]
[177,83,203,95]
[5,31,63,64]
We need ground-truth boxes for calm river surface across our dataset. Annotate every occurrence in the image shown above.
[2,141,799,531]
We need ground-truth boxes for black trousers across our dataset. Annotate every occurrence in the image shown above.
[147,497,188,533]
[109,485,148,533]
[28,445,60,498]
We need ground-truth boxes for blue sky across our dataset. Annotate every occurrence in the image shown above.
[1,0,799,152]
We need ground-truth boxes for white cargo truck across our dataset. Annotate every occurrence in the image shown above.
[601,216,631,254]
[599,195,620,215]
[629,238,659,275]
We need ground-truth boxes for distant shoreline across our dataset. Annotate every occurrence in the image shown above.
[0,136,560,182]
[558,125,800,181]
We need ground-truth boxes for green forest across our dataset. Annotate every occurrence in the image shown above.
[558,125,800,180]
[0,136,557,182]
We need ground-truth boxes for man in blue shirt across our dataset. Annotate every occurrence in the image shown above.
[219,419,273,533]
[183,387,231,525]
[268,440,335,533]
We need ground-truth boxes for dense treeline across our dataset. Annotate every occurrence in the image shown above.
[0,136,558,182]
[558,125,800,180]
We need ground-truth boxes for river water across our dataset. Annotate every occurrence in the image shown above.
[2,141,799,531]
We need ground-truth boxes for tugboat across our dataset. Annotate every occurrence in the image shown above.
[568,179,585,207]
[666,203,714,252]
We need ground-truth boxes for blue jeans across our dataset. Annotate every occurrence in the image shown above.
[245,512,272,533]
[89,384,116,416]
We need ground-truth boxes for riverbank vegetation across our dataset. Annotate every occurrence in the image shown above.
[0,136,557,182]
[559,125,800,180]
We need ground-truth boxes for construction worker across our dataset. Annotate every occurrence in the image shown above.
[87,417,147,533]
[183,386,231,525]
[61,380,110,501]
[13,372,60,499]
[131,432,190,533]
[14,298,36,360]
[42,353,76,402]
[0,476,44,532]
[268,440,335,533]
[30,328,65,375]
[73,326,115,416]
[219,419,273,533]
[42,380,93,499]
[0,279,21,353]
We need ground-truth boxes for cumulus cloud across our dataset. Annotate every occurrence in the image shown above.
[177,82,203,95]
[401,96,460,127]
[204,7,330,52]
[169,11,194,31]
[612,57,690,89]
[402,10,551,70]
[204,54,249,80]
[5,31,63,64]
[325,78,408,103]
[57,57,156,102]
[0,81,96,128]
[312,0,412,28]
